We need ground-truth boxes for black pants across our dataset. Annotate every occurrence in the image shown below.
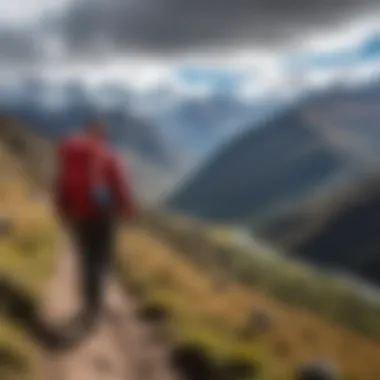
[72,218,114,320]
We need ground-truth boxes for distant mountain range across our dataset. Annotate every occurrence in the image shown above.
[150,92,281,163]
[167,76,380,286]
[167,78,380,220]
[6,71,380,285]
[0,77,180,201]
[0,78,172,164]
[0,75,275,202]
[167,103,348,220]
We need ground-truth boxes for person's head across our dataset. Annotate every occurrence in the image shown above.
[85,120,108,141]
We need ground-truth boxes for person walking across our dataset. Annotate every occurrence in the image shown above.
[54,121,136,327]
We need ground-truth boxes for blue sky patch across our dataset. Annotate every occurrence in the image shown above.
[176,66,246,93]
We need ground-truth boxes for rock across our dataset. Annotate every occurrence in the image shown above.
[171,345,218,380]
[296,361,339,380]
[250,310,272,331]
[239,309,273,339]
[138,304,169,325]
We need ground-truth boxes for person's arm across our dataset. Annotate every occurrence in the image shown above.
[108,155,137,220]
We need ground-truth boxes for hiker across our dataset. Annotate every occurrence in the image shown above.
[54,121,136,326]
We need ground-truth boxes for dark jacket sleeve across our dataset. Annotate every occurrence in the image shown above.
[107,155,137,218]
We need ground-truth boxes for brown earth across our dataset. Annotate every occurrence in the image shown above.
[40,244,180,380]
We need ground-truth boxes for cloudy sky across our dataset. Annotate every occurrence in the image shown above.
[1,0,380,94]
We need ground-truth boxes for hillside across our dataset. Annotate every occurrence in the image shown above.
[2,118,380,380]
[120,211,380,380]
[0,138,59,380]
[292,178,380,284]
[167,81,380,284]
[167,102,352,221]
[168,79,380,222]
[0,132,181,380]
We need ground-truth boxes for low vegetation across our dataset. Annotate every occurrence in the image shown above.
[117,212,380,380]
[3,120,380,380]
[0,143,59,379]
[144,211,380,338]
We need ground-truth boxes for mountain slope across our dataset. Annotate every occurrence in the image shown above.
[292,179,380,284]
[166,103,356,221]
[167,79,380,284]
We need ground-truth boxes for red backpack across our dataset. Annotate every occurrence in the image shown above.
[56,134,111,219]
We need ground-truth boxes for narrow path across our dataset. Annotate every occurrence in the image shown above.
[40,246,180,380]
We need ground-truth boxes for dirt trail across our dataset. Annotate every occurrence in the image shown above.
[40,246,180,380]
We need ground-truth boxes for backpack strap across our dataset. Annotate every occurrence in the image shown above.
[90,144,111,208]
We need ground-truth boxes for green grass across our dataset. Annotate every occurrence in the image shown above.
[142,210,380,339]
[0,144,58,379]
[0,320,43,380]
[117,215,380,380]
[117,231,273,380]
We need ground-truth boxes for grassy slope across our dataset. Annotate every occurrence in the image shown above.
[0,142,58,380]
[3,119,380,379]
[117,216,380,380]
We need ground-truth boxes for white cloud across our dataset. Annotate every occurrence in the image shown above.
[300,17,380,54]
[0,0,72,25]
[1,7,380,105]
[174,81,214,99]
[36,40,380,105]
[306,69,340,90]
[340,59,380,85]
[39,58,173,91]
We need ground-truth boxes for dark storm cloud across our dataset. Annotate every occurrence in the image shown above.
[60,0,380,55]
[0,28,41,67]
[0,0,379,68]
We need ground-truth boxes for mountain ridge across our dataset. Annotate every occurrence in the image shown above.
[166,78,380,285]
